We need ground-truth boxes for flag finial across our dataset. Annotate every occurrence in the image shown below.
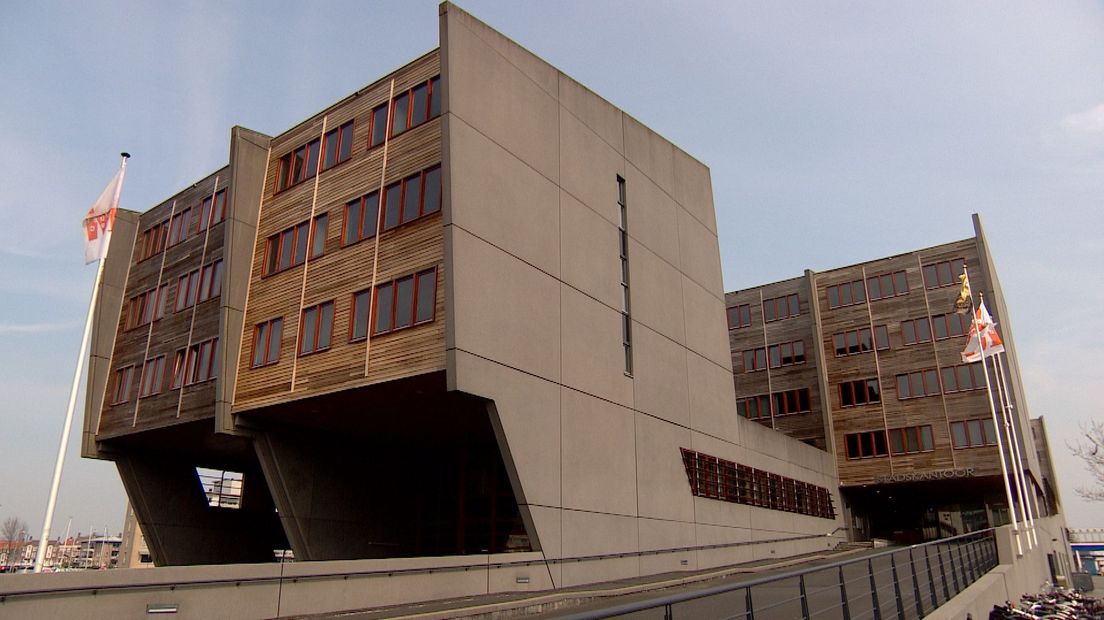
[120,152,131,159]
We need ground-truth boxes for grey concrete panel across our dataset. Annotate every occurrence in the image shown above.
[560,285,634,407]
[447,116,561,277]
[443,5,560,183]
[560,510,641,586]
[623,162,681,268]
[682,274,733,369]
[628,238,687,346]
[449,227,562,381]
[560,388,638,515]
[559,106,625,227]
[687,350,741,445]
[558,73,625,154]
[634,412,695,522]
[637,517,698,575]
[676,205,724,295]
[630,323,690,426]
[525,503,562,563]
[559,190,621,311]
[672,147,717,234]
[623,114,676,198]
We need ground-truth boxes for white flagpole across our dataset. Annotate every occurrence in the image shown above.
[34,154,129,573]
[994,352,1038,546]
[966,270,1022,556]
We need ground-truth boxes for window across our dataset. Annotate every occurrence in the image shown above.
[322,121,353,171]
[866,270,909,301]
[923,258,966,289]
[827,280,866,309]
[372,268,437,336]
[931,312,971,340]
[767,340,805,368]
[833,326,889,356]
[896,369,941,399]
[839,378,880,407]
[181,338,218,385]
[196,468,244,509]
[111,365,135,404]
[901,317,933,346]
[343,191,380,246]
[174,269,201,312]
[617,176,632,375]
[198,189,228,232]
[251,318,282,368]
[381,165,442,231]
[139,220,168,261]
[888,425,934,455]
[844,430,889,459]
[299,302,334,356]
[350,290,372,341]
[198,260,223,303]
[951,418,998,448]
[370,103,389,148]
[124,285,168,330]
[276,138,321,192]
[139,356,166,398]
[763,294,799,322]
[773,388,811,416]
[742,348,768,372]
[737,394,772,420]
[727,304,751,329]
[941,362,987,394]
[680,448,836,519]
[310,214,327,258]
[264,220,312,275]
[386,76,441,140]
[167,208,192,246]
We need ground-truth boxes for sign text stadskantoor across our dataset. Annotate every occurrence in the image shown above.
[874,468,976,483]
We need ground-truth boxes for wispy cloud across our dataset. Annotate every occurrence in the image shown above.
[1062,103,1104,134]
[0,322,78,335]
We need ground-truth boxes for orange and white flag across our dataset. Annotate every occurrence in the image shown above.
[82,161,127,264]
[961,299,1005,363]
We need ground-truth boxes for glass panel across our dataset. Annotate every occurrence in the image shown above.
[971,363,986,388]
[384,182,402,230]
[894,271,908,294]
[852,281,866,302]
[788,294,799,317]
[402,174,421,222]
[352,292,369,340]
[393,277,414,329]
[186,272,199,307]
[371,105,388,146]
[951,259,965,282]
[279,230,294,270]
[866,379,880,402]
[942,367,957,392]
[253,325,268,367]
[266,319,281,364]
[769,345,781,368]
[210,262,223,298]
[933,315,949,340]
[957,365,972,389]
[747,397,759,419]
[423,166,441,214]
[429,76,441,117]
[305,140,320,179]
[197,343,211,380]
[294,222,309,265]
[846,331,859,354]
[952,422,967,448]
[312,215,327,258]
[362,192,379,237]
[897,375,910,398]
[737,400,746,418]
[902,321,916,344]
[938,262,953,287]
[323,129,338,168]
[834,334,846,356]
[411,83,428,125]
[318,303,333,349]
[755,349,767,369]
[917,318,932,342]
[867,277,881,300]
[847,434,860,459]
[859,328,873,352]
[339,122,353,161]
[374,284,393,334]
[920,426,934,451]
[924,265,938,288]
[873,432,887,456]
[924,369,939,395]
[881,274,893,296]
[839,284,852,306]
[344,202,361,245]
[982,418,997,444]
[763,300,775,322]
[890,430,904,455]
[743,351,754,371]
[392,94,408,135]
[875,325,889,349]
[301,308,316,353]
[780,343,792,365]
[798,389,810,411]
[740,305,751,326]
[416,271,436,323]
[967,420,983,446]
[794,340,804,362]
[906,428,920,452]
[828,286,840,308]
[277,157,289,190]
[910,373,924,397]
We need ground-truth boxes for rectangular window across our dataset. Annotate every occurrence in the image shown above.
[680,448,836,518]
[381,165,442,232]
[901,317,933,346]
[844,430,890,459]
[888,425,934,455]
[139,220,169,261]
[111,365,135,404]
[923,258,966,289]
[343,191,380,246]
[763,294,799,322]
[139,356,165,398]
[833,326,888,356]
[264,221,312,275]
[942,362,986,393]
[299,302,334,355]
[322,121,353,171]
[931,312,971,340]
[950,418,998,448]
[839,378,880,408]
[896,369,941,399]
[125,286,169,330]
[767,340,805,368]
[182,338,218,385]
[174,269,201,312]
[167,208,192,246]
[387,76,441,139]
[737,394,772,420]
[742,348,768,372]
[252,318,282,368]
[198,189,228,232]
[310,214,327,258]
[727,304,752,329]
[772,388,811,416]
[866,270,908,301]
[198,260,223,303]
[276,139,321,192]
[370,103,388,147]
[618,176,632,375]
[372,268,437,336]
[827,280,866,309]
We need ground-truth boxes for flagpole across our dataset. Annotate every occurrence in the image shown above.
[34,154,129,573]
[965,269,1022,556]
[993,351,1038,546]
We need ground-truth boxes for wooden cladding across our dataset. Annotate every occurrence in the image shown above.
[680,448,836,519]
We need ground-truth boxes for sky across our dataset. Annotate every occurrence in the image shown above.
[0,0,1101,540]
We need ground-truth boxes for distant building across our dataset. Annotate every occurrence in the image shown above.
[725,216,1064,544]
[80,3,844,586]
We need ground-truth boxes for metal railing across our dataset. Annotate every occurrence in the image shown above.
[554,529,998,620]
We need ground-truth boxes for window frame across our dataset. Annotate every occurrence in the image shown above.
[251,318,283,368]
[371,267,438,336]
[827,280,867,309]
[138,355,166,398]
[111,365,135,405]
[298,301,335,357]
[727,303,752,329]
[923,258,967,289]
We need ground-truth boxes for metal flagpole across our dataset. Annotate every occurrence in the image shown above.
[993,351,1038,546]
[34,154,129,572]
[965,269,1022,556]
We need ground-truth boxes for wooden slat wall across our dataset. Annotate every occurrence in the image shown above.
[97,169,230,438]
[726,277,825,448]
[233,51,444,413]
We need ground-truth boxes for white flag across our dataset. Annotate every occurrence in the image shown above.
[961,300,1006,363]
[82,164,126,264]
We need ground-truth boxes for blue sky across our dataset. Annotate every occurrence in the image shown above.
[0,0,1101,538]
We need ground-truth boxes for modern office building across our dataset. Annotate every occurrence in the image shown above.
[81,3,843,587]
[725,216,1062,543]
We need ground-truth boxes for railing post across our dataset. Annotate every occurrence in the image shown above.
[838,565,852,620]
[924,545,940,606]
[955,540,969,586]
[946,543,960,594]
[664,602,673,620]
[909,548,924,618]
[935,544,950,602]
[967,538,980,580]
[890,553,905,620]
[799,574,811,620]
[868,558,882,620]
[746,585,755,620]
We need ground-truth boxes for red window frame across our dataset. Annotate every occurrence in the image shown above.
[901,317,933,346]
[139,355,165,398]
[386,76,441,140]
[772,388,811,416]
[866,270,909,301]
[888,425,934,455]
[839,378,880,408]
[174,268,201,312]
[381,165,442,232]
[181,338,218,385]
[298,302,334,356]
[139,220,169,261]
[321,121,354,171]
[931,312,971,340]
[941,362,986,394]
[342,191,380,247]
[198,189,228,232]
[111,365,135,404]
[251,318,283,368]
[167,208,192,246]
[371,267,438,336]
[727,303,752,329]
[737,394,772,420]
[896,369,941,399]
[198,260,223,303]
[276,138,321,193]
[263,220,313,276]
[950,418,998,448]
[844,430,889,459]
[762,294,799,322]
[742,347,768,372]
[923,258,966,289]
[826,279,867,309]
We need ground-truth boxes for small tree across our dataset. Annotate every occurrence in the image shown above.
[1,517,28,569]
[1071,421,1104,501]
